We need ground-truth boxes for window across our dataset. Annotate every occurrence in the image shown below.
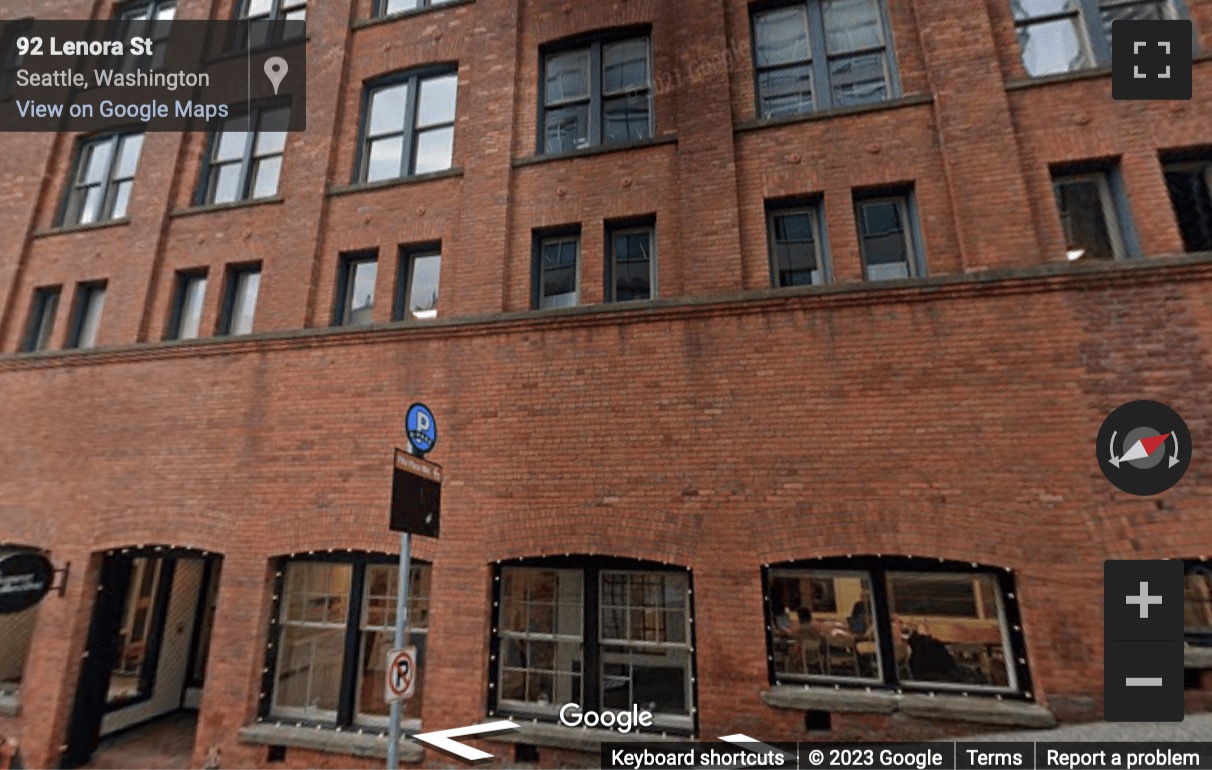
[492,559,695,732]
[766,559,1027,693]
[67,281,107,349]
[115,0,175,73]
[1012,0,1184,76]
[168,270,208,341]
[541,36,652,154]
[63,133,144,226]
[22,287,60,352]
[360,70,457,183]
[395,246,441,321]
[268,556,430,725]
[1186,562,1212,645]
[376,0,458,18]
[752,0,895,119]
[767,205,828,287]
[202,107,288,205]
[219,264,261,335]
[534,233,580,309]
[855,193,923,280]
[0,20,33,102]
[607,224,655,302]
[236,0,305,48]
[1163,158,1212,252]
[1052,170,1130,261]
[0,549,41,700]
[336,252,378,326]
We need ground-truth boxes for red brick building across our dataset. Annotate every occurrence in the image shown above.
[1,0,1212,766]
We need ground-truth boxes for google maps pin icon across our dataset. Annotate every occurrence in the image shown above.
[264,57,288,95]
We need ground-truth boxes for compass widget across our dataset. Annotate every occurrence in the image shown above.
[1097,400,1191,496]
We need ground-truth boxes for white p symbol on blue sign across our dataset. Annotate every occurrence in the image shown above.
[406,403,437,454]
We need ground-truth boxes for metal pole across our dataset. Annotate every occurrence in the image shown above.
[387,527,412,767]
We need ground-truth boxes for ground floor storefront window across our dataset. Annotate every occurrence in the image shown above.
[489,557,696,734]
[0,604,36,700]
[765,557,1030,696]
[265,554,429,726]
[1186,561,1212,645]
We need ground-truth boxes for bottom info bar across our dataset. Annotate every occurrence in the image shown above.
[600,742,1212,770]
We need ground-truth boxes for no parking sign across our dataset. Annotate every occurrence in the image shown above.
[384,646,416,703]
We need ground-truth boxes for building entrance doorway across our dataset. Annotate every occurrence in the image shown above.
[62,548,221,769]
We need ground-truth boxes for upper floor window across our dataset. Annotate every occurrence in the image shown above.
[67,281,107,349]
[1052,168,1132,261]
[360,70,457,183]
[541,35,652,154]
[115,0,175,73]
[491,558,695,733]
[534,232,580,309]
[607,223,656,302]
[64,132,144,226]
[22,287,60,352]
[766,558,1028,694]
[202,107,288,205]
[395,246,442,321]
[768,204,828,287]
[752,0,895,120]
[168,269,207,341]
[855,192,924,280]
[219,263,261,336]
[268,556,430,725]
[336,251,378,326]
[0,20,32,102]
[1163,157,1212,252]
[376,0,458,17]
[1012,0,1185,76]
[237,0,305,48]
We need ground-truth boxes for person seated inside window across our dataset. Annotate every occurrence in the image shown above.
[847,589,872,635]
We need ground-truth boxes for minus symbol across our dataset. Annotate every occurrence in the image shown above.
[1125,677,1163,687]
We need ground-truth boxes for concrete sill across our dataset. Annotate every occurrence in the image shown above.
[489,722,690,754]
[327,167,463,197]
[32,218,131,238]
[512,135,678,168]
[171,196,285,219]
[238,723,424,763]
[733,92,934,133]
[762,686,1056,729]
[0,692,19,717]
[1186,646,1212,669]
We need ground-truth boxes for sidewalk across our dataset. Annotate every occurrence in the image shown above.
[969,714,1212,742]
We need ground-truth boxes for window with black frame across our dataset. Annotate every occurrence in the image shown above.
[0,20,32,102]
[1186,561,1212,646]
[607,223,655,302]
[767,204,828,287]
[1011,0,1187,77]
[201,107,288,205]
[268,555,430,725]
[751,0,895,120]
[114,0,175,74]
[63,132,144,226]
[534,232,580,309]
[67,281,108,349]
[854,192,923,281]
[765,558,1027,694]
[541,35,652,154]
[22,286,61,353]
[1163,157,1212,253]
[359,69,457,183]
[235,0,305,48]
[491,558,696,733]
[376,0,459,18]
[1052,168,1132,261]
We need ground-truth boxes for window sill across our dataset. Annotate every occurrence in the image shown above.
[352,0,475,29]
[170,196,286,219]
[512,135,678,168]
[733,92,934,133]
[32,217,131,239]
[1187,645,1212,669]
[762,686,1056,729]
[488,722,690,754]
[0,692,19,717]
[238,722,424,763]
[1005,52,1212,91]
[327,167,464,198]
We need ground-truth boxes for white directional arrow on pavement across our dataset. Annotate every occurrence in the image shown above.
[412,720,518,764]
[719,734,797,763]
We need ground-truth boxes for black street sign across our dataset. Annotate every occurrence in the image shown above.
[390,449,441,538]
